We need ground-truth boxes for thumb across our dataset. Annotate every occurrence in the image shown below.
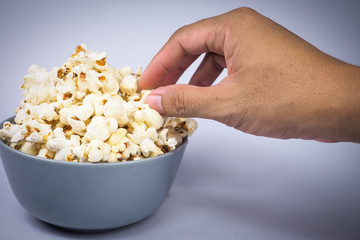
[146,84,218,118]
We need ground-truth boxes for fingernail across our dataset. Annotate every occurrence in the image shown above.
[146,94,165,114]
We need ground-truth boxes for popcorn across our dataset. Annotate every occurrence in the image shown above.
[134,108,164,130]
[86,139,111,163]
[37,148,51,159]
[120,75,138,95]
[157,128,183,151]
[103,96,129,124]
[0,44,197,163]
[22,65,55,105]
[84,116,112,142]
[108,128,127,145]
[118,65,132,78]
[0,121,26,142]
[83,94,104,116]
[67,117,86,135]
[28,103,59,122]
[127,123,158,145]
[102,73,120,95]
[20,142,38,155]
[46,129,81,161]
[140,138,162,158]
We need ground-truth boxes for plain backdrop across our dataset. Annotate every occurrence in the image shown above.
[0,0,359,239]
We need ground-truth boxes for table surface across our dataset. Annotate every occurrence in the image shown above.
[1,1,360,239]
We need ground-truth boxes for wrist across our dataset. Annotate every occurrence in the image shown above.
[329,64,360,142]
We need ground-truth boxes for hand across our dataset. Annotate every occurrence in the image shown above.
[139,7,360,142]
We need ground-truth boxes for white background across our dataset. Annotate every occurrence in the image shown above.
[0,0,359,239]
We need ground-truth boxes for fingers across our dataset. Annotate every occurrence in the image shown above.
[161,55,199,86]
[189,52,226,87]
[139,17,226,90]
[146,84,223,118]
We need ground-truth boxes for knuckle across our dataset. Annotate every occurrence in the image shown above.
[236,7,257,15]
[171,87,187,116]
[232,7,259,26]
[169,87,193,117]
[172,24,191,41]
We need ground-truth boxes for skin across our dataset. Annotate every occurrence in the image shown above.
[139,7,360,143]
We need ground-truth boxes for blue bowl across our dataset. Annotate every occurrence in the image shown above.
[0,116,187,231]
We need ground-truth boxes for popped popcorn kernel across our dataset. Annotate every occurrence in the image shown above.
[0,44,197,162]
[96,58,106,67]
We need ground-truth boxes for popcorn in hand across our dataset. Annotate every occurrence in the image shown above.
[0,44,197,163]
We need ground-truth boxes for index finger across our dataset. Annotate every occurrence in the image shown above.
[139,17,226,90]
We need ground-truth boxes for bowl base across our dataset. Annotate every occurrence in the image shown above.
[54,225,123,233]
[40,217,146,233]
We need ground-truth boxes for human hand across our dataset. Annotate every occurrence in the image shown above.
[139,7,360,142]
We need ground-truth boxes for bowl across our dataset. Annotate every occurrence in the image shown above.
[0,116,187,231]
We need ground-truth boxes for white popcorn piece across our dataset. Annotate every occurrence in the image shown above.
[122,101,138,114]
[22,65,55,105]
[164,117,198,137]
[108,152,117,163]
[14,109,32,124]
[87,140,104,162]
[11,125,29,142]
[20,142,38,156]
[37,148,49,158]
[46,129,80,161]
[108,128,127,145]
[59,107,72,125]
[127,123,158,145]
[184,119,198,136]
[83,93,105,116]
[121,138,140,159]
[101,73,120,95]
[67,117,86,135]
[0,44,197,163]
[136,66,142,76]
[76,103,94,121]
[86,139,111,163]
[140,138,162,158]
[55,79,76,107]
[134,108,164,130]
[72,143,86,162]
[106,117,118,133]
[92,51,108,71]
[46,136,67,152]
[76,70,101,94]
[0,122,21,141]
[157,127,183,151]
[26,131,42,142]
[119,66,132,78]
[25,85,50,105]
[69,44,88,64]
[103,96,129,124]
[59,103,94,135]
[85,116,111,142]
[28,103,59,122]
[60,103,93,126]
[120,74,138,95]
[1,120,52,144]
[139,90,151,103]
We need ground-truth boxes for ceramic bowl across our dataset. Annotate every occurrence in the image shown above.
[0,116,187,231]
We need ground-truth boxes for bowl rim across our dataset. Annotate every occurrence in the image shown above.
[0,116,187,167]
